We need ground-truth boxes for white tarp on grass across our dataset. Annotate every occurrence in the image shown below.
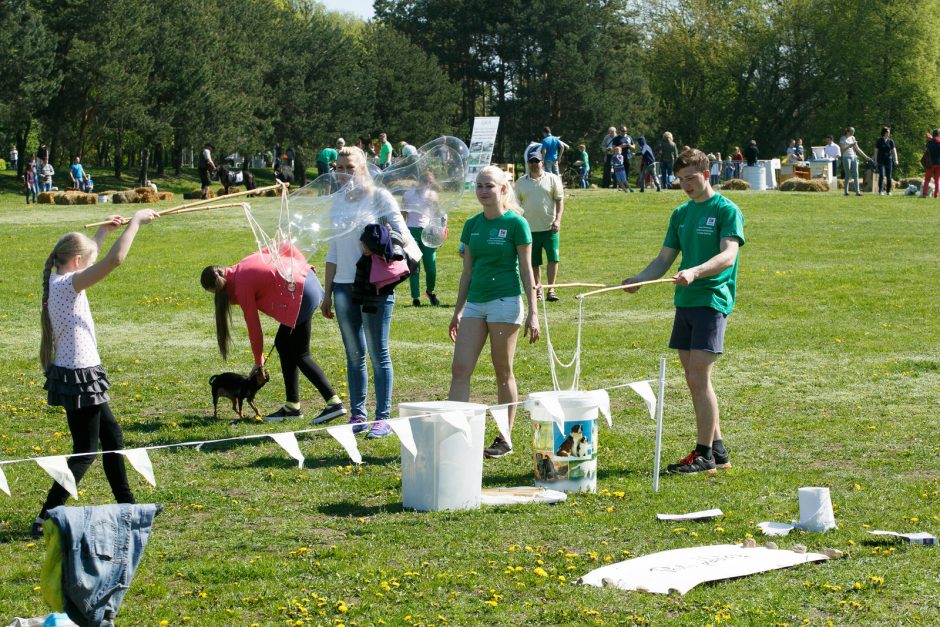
[579,544,828,595]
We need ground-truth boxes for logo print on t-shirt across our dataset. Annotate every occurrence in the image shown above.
[706,217,716,226]
[498,229,508,238]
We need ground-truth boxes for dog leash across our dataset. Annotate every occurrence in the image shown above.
[262,343,277,367]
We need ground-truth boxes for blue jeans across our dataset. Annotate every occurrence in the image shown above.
[46,503,160,626]
[877,160,894,193]
[660,161,673,189]
[544,159,559,175]
[332,283,394,420]
[42,180,52,192]
[580,166,590,189]
[843,156,859,193]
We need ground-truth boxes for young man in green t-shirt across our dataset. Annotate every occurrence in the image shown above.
[622,148,745,474]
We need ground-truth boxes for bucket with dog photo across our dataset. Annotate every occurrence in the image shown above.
[528,391,600,493]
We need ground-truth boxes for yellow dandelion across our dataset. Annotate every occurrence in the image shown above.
[533,567,548,577]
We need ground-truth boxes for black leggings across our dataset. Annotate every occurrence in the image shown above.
[40,403,135,517]
[275,315,336,404]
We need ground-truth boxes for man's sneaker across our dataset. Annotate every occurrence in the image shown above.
[348,415,368,435]
[264,406,303,422]
[366,420,392,439]
[545,289,559,302]
[311,402,346,425]
[426,291,440,306]
[483,435,512,459]
[666,450,717,475]
[713,447,731,469]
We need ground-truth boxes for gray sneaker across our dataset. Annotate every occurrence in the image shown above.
[483,436,512,459]
[310,402,346,425]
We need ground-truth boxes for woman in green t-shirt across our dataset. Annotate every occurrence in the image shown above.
[448,166,540,459]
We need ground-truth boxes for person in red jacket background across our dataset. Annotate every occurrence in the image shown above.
[201,243,345,423]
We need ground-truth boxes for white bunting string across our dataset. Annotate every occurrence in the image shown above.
[327,425,363,465]
[388,418,417,459]
[118,448,157,487]
[36,456,78,498]
[487,405,512,449]
[0,376,665,496]
[268,432,305,468]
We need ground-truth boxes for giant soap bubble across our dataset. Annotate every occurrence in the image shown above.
[240,136,469,283]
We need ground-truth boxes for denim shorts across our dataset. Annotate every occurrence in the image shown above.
[463,296,524,325]
[669,306,728,354]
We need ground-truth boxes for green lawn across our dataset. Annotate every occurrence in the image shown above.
[0,174,938,626]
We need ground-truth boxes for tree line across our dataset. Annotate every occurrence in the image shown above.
[2,0,938,179]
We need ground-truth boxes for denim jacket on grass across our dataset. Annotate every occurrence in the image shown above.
[46,504,160,627]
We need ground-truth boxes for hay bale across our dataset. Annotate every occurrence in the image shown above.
[114,190,138,204]
[54,193,74,205]
[779,178,830,192]
[719,178,750,190]
[37,192,57,204]
[216,186,240,196]
[72,192,98,205]
[183,189,213,200]
[262,188,279,197]
[157,191,175,201]
[134,188,159,204]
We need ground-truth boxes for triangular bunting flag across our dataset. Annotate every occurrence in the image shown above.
[36,456,78,499]
[628,381,657,419]
[488,406,513,449]
[440,411,472,444]
[119,448,156,487]
[586,389,612,426]
[268,432,305,468]
[327,424,363,465]
[0,466,9,496]
[538,396,566,429]
[388,418,417,459]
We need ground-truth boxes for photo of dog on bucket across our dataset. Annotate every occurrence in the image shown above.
[209,367,270,418]
[555,422,592,458]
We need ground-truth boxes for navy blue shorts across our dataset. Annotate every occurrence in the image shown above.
[669,306,728,354]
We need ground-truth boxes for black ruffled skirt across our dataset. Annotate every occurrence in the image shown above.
[44,364,111,411]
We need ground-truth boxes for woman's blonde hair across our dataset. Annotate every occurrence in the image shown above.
[337,146,371,184]
[476,166,523,214]
[200,265,233,360]
[40,232,97,370]
[663,131,673,142]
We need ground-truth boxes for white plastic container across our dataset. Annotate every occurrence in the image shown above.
[399,401,487,512]
[742,165,767,191]
[528,391,600,493]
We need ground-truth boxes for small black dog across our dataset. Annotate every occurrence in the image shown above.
[209,367,270,418]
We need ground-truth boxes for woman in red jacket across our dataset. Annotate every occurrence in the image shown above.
[201,244,345,423]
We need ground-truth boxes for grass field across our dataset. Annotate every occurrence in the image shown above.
[0,169,938,626]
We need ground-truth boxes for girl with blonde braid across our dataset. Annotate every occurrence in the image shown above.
[32,209,157,538]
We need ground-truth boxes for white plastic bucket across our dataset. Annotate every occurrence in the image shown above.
[743,166,767,191]
[797,487,837,532]
[528,391,600,493]
[399,401,487,512]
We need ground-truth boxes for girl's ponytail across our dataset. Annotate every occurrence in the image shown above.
[201,266,232,360]
[39,253,56,370]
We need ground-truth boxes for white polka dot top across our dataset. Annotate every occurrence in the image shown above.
[48,272,101,369]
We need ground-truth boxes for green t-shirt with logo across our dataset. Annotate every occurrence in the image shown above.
[663,192,745,314]
[461,210,532,303]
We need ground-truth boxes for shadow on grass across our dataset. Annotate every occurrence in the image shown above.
[240,453,398,470]
[317,501,405,517]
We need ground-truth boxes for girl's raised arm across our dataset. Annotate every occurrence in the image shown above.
[73,209,157,293]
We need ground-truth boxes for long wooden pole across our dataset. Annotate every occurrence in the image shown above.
[577,278,676,299]
[540,282,608,289]
[84,183,283,228]
[159,202,247,217]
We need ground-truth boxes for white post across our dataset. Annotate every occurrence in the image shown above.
[652,357,666,492]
